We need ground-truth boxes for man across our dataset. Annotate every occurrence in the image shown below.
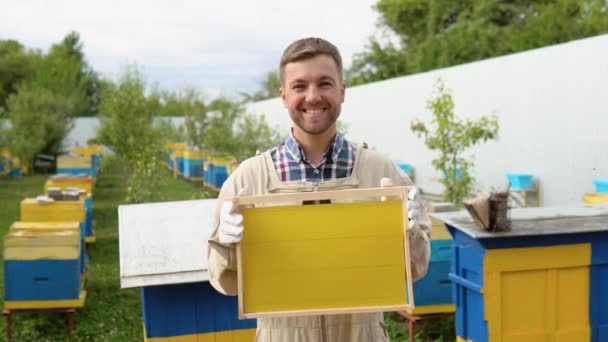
[208,37,431,342]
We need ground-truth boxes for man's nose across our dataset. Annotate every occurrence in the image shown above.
[305,86,321,103]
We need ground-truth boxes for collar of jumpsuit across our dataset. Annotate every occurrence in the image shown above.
[270,129,356,183]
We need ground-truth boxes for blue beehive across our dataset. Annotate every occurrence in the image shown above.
[506,173,534,190]
[4,228,81,302]
[84,196,94,240]
[408,204,456,316]
[182,151,205,181]
[435,206,608,342]
[175,152,185,178]
[142,281,257,341]
[413,240,453,307]
[214,166,229,189]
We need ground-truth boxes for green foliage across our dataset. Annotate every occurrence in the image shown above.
[235,112,282,160]
[0,40,35,112]
[97,66,166,203]
[411,78,499,206]
[2,31,98,170]
[384,312,456,341]
[243,70,281,101]
[348,0,608,85]
[5,84,75,169]
[202,97,281,161]
[166,87,207,149]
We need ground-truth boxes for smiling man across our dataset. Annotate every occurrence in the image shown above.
[208,37,431,342]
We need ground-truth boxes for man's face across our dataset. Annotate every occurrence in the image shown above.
[280,54,345,137]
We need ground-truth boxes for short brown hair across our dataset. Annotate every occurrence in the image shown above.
[279,37,343,84]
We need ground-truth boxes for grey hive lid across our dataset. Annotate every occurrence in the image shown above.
[118,198,218,288]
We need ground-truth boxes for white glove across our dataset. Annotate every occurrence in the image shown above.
[218,188,249,244]
[406,188,420,230]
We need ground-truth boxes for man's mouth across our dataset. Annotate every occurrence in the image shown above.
[303,108,327,115]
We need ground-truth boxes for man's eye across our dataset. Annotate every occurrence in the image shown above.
[293,85,304,91]
[320,82,332,88]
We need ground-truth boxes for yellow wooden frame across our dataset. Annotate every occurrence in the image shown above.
[234,186,415,318]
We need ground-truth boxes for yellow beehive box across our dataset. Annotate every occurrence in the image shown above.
[57,155,92,168]
[236,186,415,318]
[20,199,85,223]
[44,177,94,195]
[583,193,608,205]
[10,221,81,233]
[164,142,186,151]
[71,145,103,157]
[4,229,80,260]
[183,150,206,159]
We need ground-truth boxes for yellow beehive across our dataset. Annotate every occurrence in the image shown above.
[4,229,80,260]
[57,155,92,168]
[21,199,85,223]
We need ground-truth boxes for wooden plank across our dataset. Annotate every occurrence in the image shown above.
[236,186,414,318]
[232,186,412,206]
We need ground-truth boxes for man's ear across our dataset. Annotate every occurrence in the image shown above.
[340,81,346,103]
[280,87,288,108]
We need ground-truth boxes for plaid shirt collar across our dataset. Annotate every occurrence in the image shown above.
[270,129,356,182]
[284,129,345,165]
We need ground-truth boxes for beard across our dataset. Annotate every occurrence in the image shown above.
[289,108,340,135]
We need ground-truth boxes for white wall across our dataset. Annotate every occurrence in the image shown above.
[64,117,185,152]
[246,34,608,206]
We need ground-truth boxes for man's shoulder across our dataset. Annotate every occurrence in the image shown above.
[358,146,393,165]
[232,153,268,176]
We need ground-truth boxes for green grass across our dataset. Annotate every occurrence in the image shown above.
[0,158,454,341]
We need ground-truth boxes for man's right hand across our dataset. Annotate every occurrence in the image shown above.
[217,188,249,244]
[218,201,243,244]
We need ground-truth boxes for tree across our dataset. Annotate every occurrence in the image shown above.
[0,40,35,112]
[411,78,499,206]
[164,87,207,148]
[45,31,99,117]
[191,96,281,161]
[233,113,282,161]
[243,70,281,102]
[5,84,74,170]
[348,0,608,85]
[97,66,166,203]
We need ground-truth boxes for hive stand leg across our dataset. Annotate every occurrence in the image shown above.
[67,309,75,337]
[4,309,12,342]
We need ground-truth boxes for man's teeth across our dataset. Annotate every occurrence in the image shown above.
[305,109,325,114]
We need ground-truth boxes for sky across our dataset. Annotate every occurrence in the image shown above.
[1,0,381,99]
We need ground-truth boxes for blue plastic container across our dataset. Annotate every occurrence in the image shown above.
[397,162,412,174]
[506,173,533,190]
[442,167,462,180]
[594,179,608,194]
